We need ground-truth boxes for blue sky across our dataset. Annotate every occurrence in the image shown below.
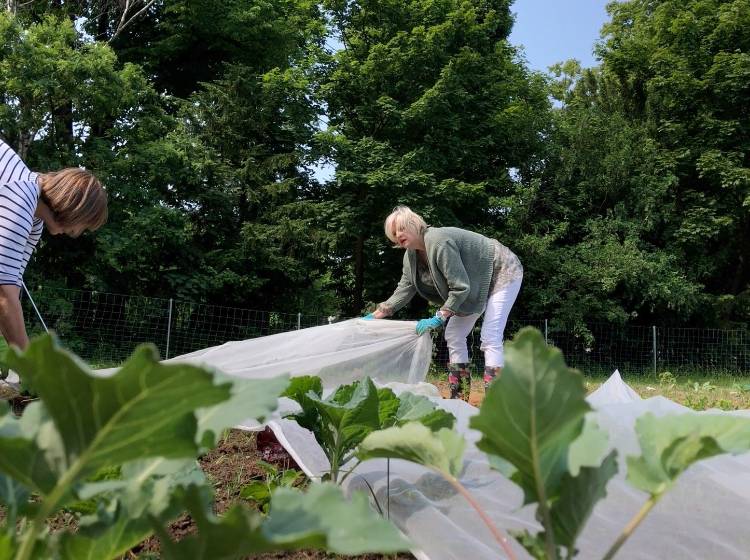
[509,0,612,72]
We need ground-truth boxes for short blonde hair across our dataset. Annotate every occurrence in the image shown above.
[384,205,427,245]
[39,168,108,231]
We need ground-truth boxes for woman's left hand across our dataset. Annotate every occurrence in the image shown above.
[415,315,445,335]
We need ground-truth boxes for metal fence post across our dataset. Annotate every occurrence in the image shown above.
[544,319,548,344]
[652,325,657,375]
[165,298,174,359]
[297,312,301,330]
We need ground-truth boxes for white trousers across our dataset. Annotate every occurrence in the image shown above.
[443,278,522,367]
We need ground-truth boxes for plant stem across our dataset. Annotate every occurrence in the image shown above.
[601,496,659,560]
[529,377,557,560]
[330,434,343,484]
[444,473,519,560]
[338,459,362,484]
[15,467,77,560]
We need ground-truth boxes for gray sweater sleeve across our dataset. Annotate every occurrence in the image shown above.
[378,255,417,316]
[433,238,471,313]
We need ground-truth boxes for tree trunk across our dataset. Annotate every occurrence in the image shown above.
[353,233,364,314]
[53,102,75,157]
[97,3,111,40]
[17,131,30,161]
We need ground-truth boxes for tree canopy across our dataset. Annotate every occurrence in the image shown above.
[0,0,747,329]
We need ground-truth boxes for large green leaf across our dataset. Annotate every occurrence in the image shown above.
[282,375,324,437]
[284,376,381,480]
[550,450,618,552]
[470,327,591,504]
[76,458,207,510]
[376,387,401,426]
[282,375,323,406]
[310,378,382,446]
[158,483,409,559]
[567,416,611,477]
[5,335,231,479]
[262,483,410,554]
[627,413,750,497]
[195,373,288,448]
[357,423,466,478]
[0,403,62,495]
[390,392,455,431]
[60,459,208,560]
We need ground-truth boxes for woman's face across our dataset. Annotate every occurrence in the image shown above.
[45,218,87,238]
[393,225,421,250]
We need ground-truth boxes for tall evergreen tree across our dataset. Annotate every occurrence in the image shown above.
[318,0,550,314]
[598,0,750,325]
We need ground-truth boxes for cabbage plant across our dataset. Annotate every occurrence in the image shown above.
[0,335,409,560]
[359,327,750,559]
[283,375,455,483]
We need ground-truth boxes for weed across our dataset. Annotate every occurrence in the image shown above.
[240,460,304,514]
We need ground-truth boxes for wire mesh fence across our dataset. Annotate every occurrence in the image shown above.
[20,287,331,368]
[19,286,750,376]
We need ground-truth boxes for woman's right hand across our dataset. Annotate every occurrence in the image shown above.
[363,310,388,320]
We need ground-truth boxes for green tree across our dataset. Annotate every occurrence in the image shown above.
[596,0,750,325]
[111,0,324,98]
[171,58,338,309]
[318,0,550,314]
[511,61,701,330]
[0,4,338,312]
[0,13,194,297]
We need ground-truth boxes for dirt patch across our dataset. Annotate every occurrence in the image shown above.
[434,379,486,407]
[131,429,414,559]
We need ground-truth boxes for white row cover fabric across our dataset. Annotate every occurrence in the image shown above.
[238,369,750,560]
[163,318,433,387]
[5,321,750,559]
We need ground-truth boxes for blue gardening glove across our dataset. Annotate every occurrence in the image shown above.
[416,313,446,335]
[362,313,375,320]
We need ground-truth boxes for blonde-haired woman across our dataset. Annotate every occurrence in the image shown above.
[0,139,107,352]
[366,206,522,400]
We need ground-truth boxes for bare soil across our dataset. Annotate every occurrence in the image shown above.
[434,378,487,406]
[130,428,413,559]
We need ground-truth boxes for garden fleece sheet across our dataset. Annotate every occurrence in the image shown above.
[8,319,745,559]
[167,319,750,560]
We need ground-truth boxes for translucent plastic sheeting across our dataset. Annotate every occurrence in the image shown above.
[162,318,432,387]
[238,371,750,560]
[74,319,432,386]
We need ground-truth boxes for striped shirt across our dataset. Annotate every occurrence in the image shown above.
[0,139,43,287]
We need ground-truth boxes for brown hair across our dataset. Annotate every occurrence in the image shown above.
[39,168,108,231]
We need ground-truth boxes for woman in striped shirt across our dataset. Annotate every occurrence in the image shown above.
[0,139,107,350]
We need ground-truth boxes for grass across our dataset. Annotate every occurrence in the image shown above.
[427,369,750,410]
[585,371,750,411]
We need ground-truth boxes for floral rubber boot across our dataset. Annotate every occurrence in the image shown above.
[447,362,471,401]
[483,366,501,391]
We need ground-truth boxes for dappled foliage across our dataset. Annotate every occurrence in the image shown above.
[0,0,748,329]
[509,0,750,329]
[317,0,550,312]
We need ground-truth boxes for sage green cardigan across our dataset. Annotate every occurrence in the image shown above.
[378,227,496,316]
